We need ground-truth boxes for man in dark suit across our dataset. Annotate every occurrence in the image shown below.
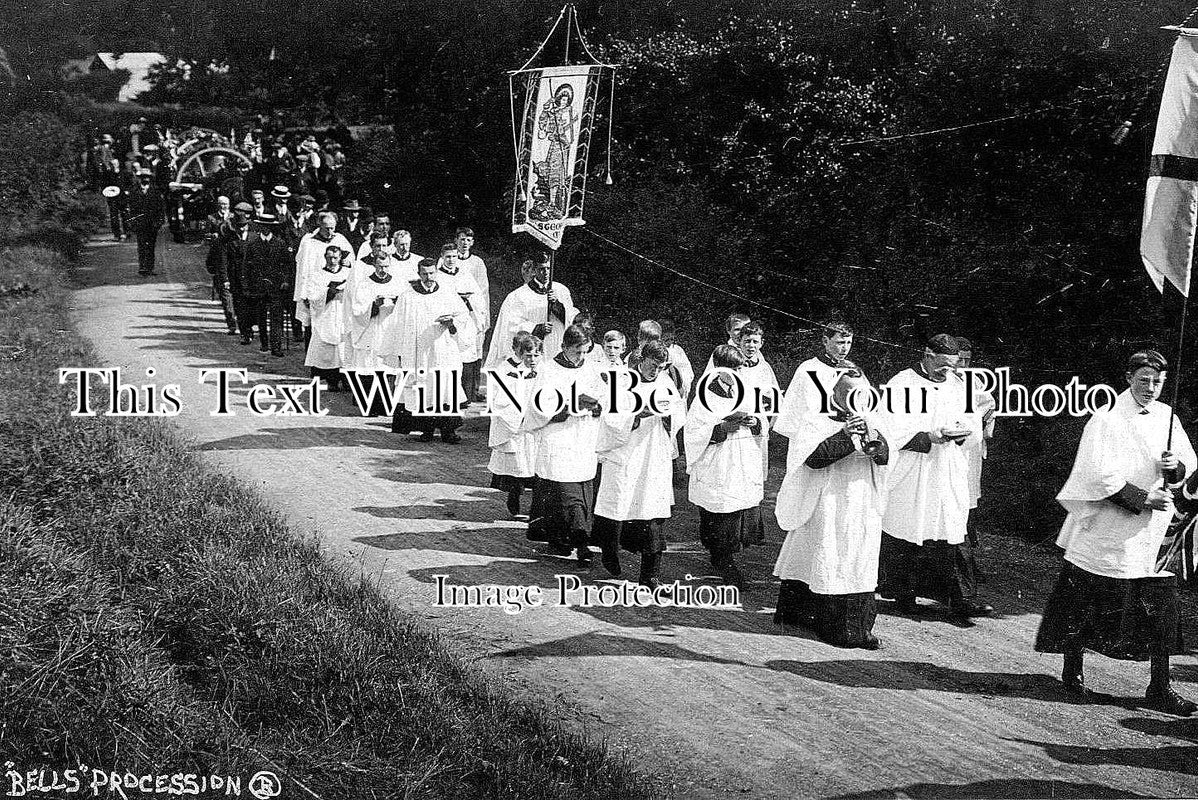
[243,214,293,356]
[336,199,368,255]
[204,197,238,336]
[125,168,164,275]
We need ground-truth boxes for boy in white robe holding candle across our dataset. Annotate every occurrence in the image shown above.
[686,344,767,589]
[773,363,889,649]
[303,244,352,390]
[521,324,605,565]
[593,341,687,588]
[488,332,543,519]
[1035,349,1197,715]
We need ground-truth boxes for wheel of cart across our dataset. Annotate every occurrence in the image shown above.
[170,146,255,240]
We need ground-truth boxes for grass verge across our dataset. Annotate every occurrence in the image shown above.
[0,228,666,798]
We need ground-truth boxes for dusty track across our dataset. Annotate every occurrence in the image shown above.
[68,234,1198,799]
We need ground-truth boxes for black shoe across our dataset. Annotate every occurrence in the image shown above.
[419,431,435,442]
[884,594,919,614]
[720,560,745,589]
[859,634,882,650]
[546,541,574,556]
[576,546,594,566]
[1062,675,1098,703]
[240,337,252,346]
[259,345,269,352]
[271,350,284,357]
[441,431,462,444]
[949,599,995,619]
[601,551,622,577]
[1145,686,1198,717]
[505,495,521,518]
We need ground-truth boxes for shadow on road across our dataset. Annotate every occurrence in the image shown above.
[828,778,1155,799]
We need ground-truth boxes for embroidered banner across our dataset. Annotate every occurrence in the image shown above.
[511,65,603,250]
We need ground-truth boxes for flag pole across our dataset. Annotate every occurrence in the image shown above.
[1169,283,1190,450]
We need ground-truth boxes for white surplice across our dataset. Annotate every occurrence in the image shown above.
[303,265,351,369]
[488,358,537,479]
[436,264,485,362]
[879,365,979,545]
[521,354,604,483]
[348,271,404,372]
[594,369,686,521]
[485,281,579,368]
[456,252,490,356]
[685,369,767,513]
[773,412,888,594]
[1055,390,1196,579]
[376,280,471,412]
[293,230,352,326]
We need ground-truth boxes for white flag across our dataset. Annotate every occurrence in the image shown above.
[1141,32,1198,297]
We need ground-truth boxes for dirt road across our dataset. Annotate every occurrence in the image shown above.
[68,235,1198,799]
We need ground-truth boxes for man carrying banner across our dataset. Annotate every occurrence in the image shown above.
[1035,350,1196,715]
[486,251,579,368]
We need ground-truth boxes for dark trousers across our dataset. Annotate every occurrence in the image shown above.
[107,199,125,239]
[462,359,481,399]
[259,296,288,353]
[877,533,976,604]
[236,296,268,349]
[135,228,159,273]
[213,277,237,333]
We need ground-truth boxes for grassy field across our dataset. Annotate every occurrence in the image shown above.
[0,224,665,797]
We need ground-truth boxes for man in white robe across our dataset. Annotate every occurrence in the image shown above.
[455,227,490,400]
[346,238,405,416]
[521,324,605,564]
[592,341,686,587]
[355,213,394,260]
[485,251,579,369]
[389,230,422,282]
[736,321,780,477]
[293,211,351,330]
[1035,349,1196,715]
[302,244,352,387]
[435,243,486,365]
[773,365,889,649]
[775,321,855,443]
[878,334,993,624]
[378,258,474,443]
[686,344,767,588]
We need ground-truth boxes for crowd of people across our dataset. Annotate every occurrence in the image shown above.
[83,118,358,276]
[190,165,1198,718]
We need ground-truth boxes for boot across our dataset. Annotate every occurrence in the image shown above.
[1061,651,1096,702]
[1147,654,1197,716]
[638,551,662,589]
[505,488,521,519]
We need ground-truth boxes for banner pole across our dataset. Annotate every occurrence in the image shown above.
[548,248,555,324]
[1169,288,1189,451]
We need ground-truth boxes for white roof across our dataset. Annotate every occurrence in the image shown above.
[96,52,168,102]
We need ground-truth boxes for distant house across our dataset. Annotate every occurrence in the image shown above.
[60,52,168,102]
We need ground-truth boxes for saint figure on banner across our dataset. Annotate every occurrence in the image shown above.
[533,84,576,220]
